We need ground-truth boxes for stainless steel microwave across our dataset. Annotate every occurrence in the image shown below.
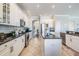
[20,19,25,27]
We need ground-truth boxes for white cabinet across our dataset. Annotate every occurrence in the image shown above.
[0,3,3,23]
[44,39,62,56]
[0,39,13,56]
[16,37,23,55]
[0,3,27,26]
[9,38,22,56]
[0,3,10,24]
[66,34,79,52]
[10,3,25,26]
[0,48,10,56]
[10,39,18,56]
[66,34,72,48]
[21,35,25,49]
[10,4,20,26]
[10,35,25,56]
[71,36,79,52]
[0,34,25,56]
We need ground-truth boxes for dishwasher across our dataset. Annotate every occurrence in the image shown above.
[25,32,29,47]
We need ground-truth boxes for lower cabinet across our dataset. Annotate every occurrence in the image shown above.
[66,34,72,48]
[10,35,25,56]
[0,48,10,56]
[21,35,25,50]
[10,39,19,56]
[66,34,79,52]
[0,39,13,56]
[0,34,25,56]
[44,39,62,56]
[16,37,23,55]
[71,36,79,52]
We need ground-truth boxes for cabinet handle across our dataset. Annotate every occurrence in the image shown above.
[10,46,14,53]
[5,45,7,47]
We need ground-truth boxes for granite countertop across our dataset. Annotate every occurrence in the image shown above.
[66,33,79,36]
[0,33,25,45]
[44,34,61,39]
[66,31,79,36]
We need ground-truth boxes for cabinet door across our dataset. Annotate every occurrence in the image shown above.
[0,3,3,23]
[13,39,19,56]
[66,35,72,47]
[21,35,25,49]
[10,39,18,56]
[10,4,21,26]
[44,39,62,56]
[16,37,23,55]
[10,4,17,26]
[0,40,12,56]
[72,36,79,52]
[10,36,25,56]
[0,48,10,56]
[10,38,22,56]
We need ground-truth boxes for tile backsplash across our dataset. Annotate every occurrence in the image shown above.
[0,25,16,33]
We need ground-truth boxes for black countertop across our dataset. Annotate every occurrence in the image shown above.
[66,31,79,36]
[44,34,61,39]
[0,33,25,45]
[66,33,79,36]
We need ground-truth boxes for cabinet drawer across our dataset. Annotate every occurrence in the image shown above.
[0,43,10,52]
[0,40,15,53]
[0,48,10,56]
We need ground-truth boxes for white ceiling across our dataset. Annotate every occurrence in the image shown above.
[17,3,79,16]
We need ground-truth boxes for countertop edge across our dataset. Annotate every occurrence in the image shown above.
[0,34,26,46]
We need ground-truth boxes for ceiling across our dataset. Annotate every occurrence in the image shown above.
[17,3,79,16]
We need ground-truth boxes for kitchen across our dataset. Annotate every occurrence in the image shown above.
[0,3,79,56]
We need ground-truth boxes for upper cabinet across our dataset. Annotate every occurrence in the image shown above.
[0,3,10,24]
[10,4,20,26]
[10,3,26,27]
[0,3,28,27]
[0,3,3,23]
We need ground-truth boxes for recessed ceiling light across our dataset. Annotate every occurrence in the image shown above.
[37,4,40,8]
[68,5,72,8]
[52,5,55,8]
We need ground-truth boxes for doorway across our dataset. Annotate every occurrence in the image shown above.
[32,20,40,37]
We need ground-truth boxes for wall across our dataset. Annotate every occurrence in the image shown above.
[69,16,79,32]
[55,15,69,33]
[54,15,79,37]
[54,15,70,37]
[55,15,79,33]
[40,15,55,28]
